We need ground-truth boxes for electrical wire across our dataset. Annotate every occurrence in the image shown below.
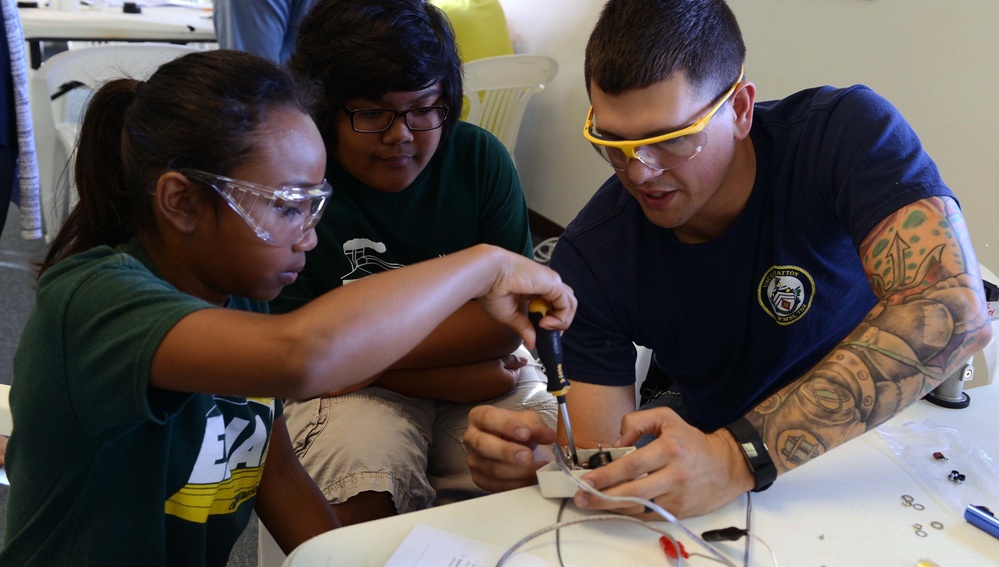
[496,514,698,566]
[556,498,569,567]
[550,443,737,567]
[536,443,780,567]
[532,236,559,265]
[747,534,778,567]
[554,495,713,567]
[744,492,752,566]
[701,526,779,567]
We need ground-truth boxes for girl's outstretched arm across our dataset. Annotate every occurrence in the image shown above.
[149,244,575,399]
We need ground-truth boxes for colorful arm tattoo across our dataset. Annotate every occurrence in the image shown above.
[746,197,992,473]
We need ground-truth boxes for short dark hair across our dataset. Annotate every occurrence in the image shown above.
[42,49,314,273]
[288,0,463,145]
[585,0,745,99]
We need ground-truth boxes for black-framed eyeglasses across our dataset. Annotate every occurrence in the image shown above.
[341,104,449,133]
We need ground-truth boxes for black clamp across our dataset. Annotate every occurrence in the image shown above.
[984,279,998,302]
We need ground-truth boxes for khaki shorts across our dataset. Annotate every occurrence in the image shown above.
[283,345,557,513]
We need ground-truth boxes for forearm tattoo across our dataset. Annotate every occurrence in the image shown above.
[747,197,992,473]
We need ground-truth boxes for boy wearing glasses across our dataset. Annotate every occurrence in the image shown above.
[464,0,991,518]
[271,0,553,524]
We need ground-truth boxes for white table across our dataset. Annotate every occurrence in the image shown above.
[17,4,215,68]
[282,384,999,566]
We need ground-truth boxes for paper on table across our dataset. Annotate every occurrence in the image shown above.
[384,523,559,567]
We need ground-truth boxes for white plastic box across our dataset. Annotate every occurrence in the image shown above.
[536,447,635,499]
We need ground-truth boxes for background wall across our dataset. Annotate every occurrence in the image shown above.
[499,0,999,272]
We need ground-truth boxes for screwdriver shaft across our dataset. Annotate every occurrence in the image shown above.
[556,396,579,466]
[528,298,580,466]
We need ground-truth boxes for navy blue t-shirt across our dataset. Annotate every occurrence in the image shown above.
[550,85,954,431]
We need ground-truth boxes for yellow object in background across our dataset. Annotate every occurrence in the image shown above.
[431,0,516,120]
[431,0,514,63]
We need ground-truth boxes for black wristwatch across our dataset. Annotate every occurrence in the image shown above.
[724,417,776,492]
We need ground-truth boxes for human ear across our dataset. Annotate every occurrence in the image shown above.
[731,81,756,141]
[153,171,202,235]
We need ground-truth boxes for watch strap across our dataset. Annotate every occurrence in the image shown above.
[724,417,776,492]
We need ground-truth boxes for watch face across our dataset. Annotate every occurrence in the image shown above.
[740,441,762,459]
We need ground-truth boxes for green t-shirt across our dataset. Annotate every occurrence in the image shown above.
[2,241,277,567]
[272,121,534,311]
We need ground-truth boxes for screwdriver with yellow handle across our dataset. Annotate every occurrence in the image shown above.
[528,297,580,467]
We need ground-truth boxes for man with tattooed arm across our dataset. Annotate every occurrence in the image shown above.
[461,0,993,518]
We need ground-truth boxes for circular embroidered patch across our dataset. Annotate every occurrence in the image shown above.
[757,265,814,325]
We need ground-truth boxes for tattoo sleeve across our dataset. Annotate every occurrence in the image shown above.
[746,197,993,473]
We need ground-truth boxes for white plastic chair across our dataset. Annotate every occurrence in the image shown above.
[0,384,11,438]
[29,42,202,242]
[1,383,12,486]
[462,54,558,164]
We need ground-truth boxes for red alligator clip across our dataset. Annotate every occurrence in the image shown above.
[659,536,690,561]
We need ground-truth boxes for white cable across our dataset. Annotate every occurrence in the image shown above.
[551,444,738,567]
[744,492,752,565]
[748,533,779,567]
[495,514,685,566]
[532,236,559,265]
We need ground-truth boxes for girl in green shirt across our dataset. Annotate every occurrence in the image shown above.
[2,49,574,566]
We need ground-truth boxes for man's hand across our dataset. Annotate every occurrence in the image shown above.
[464,406,557,492]
[572,408,754,519]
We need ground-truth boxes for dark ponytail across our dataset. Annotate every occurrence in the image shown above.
[39,49,315,275]
[42,79,143,270]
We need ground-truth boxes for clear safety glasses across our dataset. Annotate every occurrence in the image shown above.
[181,169,333,247]
[583,68,744,173]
